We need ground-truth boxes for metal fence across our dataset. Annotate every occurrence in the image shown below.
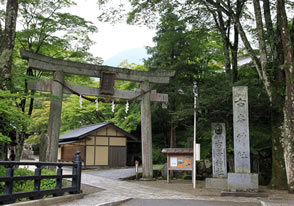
[0,151,82,204]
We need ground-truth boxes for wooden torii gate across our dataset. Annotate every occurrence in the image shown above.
[21,49,175,178]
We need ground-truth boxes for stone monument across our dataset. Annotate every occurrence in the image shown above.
[205,123,228,189]
[228,86,258,191]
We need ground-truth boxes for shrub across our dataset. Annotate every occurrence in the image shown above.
[13,168,34,194]
[152,147,166,164]
[41,169,57,190]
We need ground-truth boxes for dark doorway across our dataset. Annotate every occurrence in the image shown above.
[109,146,126,167]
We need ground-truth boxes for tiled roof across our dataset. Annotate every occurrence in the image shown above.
[59,122,110,140]
[59,122,138,142]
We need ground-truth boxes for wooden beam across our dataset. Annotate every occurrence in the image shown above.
[20,49,175,84]
[28,80,169,103]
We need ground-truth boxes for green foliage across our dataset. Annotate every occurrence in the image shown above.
[40,169,58,190]
[25,135,40,145]
[59,63,144,134]
[144,7,272,161]
[0,133,11,144]
[17,0,99,62]
[12,168,34,194]
[0,90,29,136]
[60,94,107,134]
[144,8,225,155]
[152,147,166,164]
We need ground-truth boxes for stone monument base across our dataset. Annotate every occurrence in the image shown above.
[228,173,258,192]
[205,178,228,190]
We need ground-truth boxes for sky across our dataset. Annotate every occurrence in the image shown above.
[68,1,156,65]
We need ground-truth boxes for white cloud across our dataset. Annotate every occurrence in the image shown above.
[68,0,155,61]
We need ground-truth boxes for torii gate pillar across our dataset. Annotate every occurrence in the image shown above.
[140,81,153,179]
[47,71,64,162]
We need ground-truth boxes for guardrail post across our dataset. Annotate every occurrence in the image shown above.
[4,165,15,203]
[71,151,81,194]
[55,165,64,196]
[31,165,42,200]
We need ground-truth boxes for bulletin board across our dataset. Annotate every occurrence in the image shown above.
[168,154,193,170]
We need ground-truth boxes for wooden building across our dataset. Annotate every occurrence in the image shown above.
[58,122,138,168]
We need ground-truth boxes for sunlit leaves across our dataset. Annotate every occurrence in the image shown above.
[0,90,29,133]
[17,0,99,63]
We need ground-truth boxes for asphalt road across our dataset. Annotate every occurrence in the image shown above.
[84,166,162,180]
[120,199,261,206]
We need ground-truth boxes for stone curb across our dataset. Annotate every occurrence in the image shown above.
[260,199,294,206]
[9,193,85,206]
[221,191,269,198]
[98,198,133,206]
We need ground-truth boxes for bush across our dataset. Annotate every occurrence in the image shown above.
[41,169,57,190]
[13,168,34,194]
[152,147,166,164]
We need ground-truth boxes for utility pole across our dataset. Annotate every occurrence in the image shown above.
[193,81,198,189]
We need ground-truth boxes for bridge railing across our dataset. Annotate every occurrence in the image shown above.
[0,151,82,204]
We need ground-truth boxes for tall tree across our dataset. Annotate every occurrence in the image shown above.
[205,0,293,192]
[0,0,19,90]
[144,5,224,148]
[0,0,100,161]
[202,0,244,82]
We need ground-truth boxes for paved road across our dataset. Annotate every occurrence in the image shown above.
[84,166,162,180]
[120,199,262,206]
[59,169,262,206]
[84,167,140,180]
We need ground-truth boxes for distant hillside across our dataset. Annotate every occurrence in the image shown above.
[104,47,149,66]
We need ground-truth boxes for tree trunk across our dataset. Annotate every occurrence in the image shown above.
[170,125,176,148]
[15,132,25,161]
[0,0,19,90]
[277,0,294,193]
[269,7,288,188]
[217,9,231,80]
[271,99,288,189]
[0,143,7,160]
[231,25,239,83]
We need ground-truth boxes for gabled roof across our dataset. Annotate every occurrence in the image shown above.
[59,122,138,142]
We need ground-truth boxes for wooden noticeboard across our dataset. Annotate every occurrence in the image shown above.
[161,148,194,183]
[168,155,193,170]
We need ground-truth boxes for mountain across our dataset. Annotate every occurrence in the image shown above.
[104,47,149,66]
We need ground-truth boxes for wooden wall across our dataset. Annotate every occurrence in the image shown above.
[58,144,85,162]
[85,126,127,167]
[59,125,128,167]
